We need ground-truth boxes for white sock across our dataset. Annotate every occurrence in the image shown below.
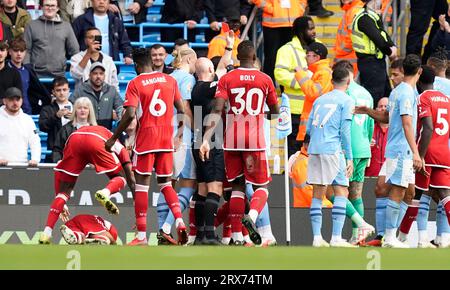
[313,235,323,243]
[101,188,111,196]
[243,235,252,243]
[175,218,184,229]
[351,213,365,227]
[221,237,231,245]
[331,235,342,242]
[232,232,244,242]
[162,222,172,234]
[248,209,258,223]
[418,230,428,243]
[384,228,396,241]
[137,231,146,240]
[44,226,52,237]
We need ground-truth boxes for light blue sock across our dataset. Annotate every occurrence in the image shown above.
[437,203,443,237]
[310,198,323,237]
[396,201,409,228]
[375,197,388,236]
[386,199,401,230]
[332,196,347,237]
[163,187,195,227]
[417,195,431,231]
[157,193,169,229]
[245,184,271,228]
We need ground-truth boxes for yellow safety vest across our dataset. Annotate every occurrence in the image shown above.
[351,8,388,59]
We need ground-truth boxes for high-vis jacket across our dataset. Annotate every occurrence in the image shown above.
[252,0,307,28]
[334,0,364,74]
[294,58,333,141]
[207,27,241,65]
[274,36,308,115]
[351,7,389,59]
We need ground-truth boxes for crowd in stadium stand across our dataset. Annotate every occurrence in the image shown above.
[1,0,450,248]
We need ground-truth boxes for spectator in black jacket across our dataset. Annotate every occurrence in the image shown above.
[39,77,73,162]
[72,0,133,64]
[8,38,51,115]
[0,40,22,99]
[160,0,203,52]
[431,14,450,59]
[203,0,252,42]
[52,96,97,162]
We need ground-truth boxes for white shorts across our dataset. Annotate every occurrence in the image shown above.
[172,143,196,180]
[307,152,349,187]
[385,157,414,188]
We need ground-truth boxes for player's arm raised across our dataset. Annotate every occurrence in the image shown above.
[216,30,234,79]
[106,106,136,152]
[354,105,389,124]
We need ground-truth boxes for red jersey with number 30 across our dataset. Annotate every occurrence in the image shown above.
[124,72,182,154]
[417,90,450,168]
[215,68,278,150]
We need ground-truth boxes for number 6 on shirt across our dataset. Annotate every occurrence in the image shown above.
[149,89,167,117]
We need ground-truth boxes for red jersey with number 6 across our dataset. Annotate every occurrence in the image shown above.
[417,90,450,168]
[124,72,182,154]
[215,68,278,151]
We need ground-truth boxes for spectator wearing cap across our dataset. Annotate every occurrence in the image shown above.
[70,27,119,93]
[24,0,80,78]
[72,0,133,65]
[203,0,252,43]
[8,37,51,115]
[0,0,31,40]
[294,42,333,143]
[207,20,241,65]
[0,40,22,100]
[70,62,123,129]
[0,87,41,166]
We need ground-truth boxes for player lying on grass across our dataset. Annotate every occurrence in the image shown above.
[59,214,118,245]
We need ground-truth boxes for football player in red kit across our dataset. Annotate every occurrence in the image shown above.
[39,125,135,244]
[200,41,279,245]
[106,48,188,246]
[60,214,118,245]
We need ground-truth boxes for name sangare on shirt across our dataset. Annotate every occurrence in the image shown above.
[141,76,167,87]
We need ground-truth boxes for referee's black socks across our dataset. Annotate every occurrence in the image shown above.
[194,193,206,240]
[205,192,221,239]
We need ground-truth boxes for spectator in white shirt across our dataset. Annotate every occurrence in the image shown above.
[0,87,41,166]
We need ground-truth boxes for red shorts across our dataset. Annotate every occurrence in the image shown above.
[224,150,271,186]
[132,151,173,177]
[415,166,450,191]
[65,215,110,236]
[54,134,122,176]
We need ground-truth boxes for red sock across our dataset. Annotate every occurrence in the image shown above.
[160,184,182,220]
[105,176,126,194]
[222,217,232,238]
[442,196,450,225]
[189,200,196,236]
[242,225,249,236]
[215,201,229,227]
[134,185,148,232]
[250,188,269,214]
[399,206,419,234]
[229,191,245,234]
[45,192,69,229]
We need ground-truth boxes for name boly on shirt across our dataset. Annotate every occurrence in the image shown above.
[240,75,256,81]
[141,76,167,86]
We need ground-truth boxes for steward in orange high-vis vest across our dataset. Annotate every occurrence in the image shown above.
[294,42,333,141]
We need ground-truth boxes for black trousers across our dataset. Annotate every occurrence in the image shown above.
[357,56,391,107]
[262,26,293,81]
[406,0,449,61]
[288,113,301,158]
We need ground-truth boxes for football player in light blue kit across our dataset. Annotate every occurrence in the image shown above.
[355,54,426,248]
[306,66,355,248]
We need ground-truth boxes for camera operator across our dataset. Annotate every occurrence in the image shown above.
[70,27,119,93]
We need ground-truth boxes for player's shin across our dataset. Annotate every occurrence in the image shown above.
[248,188,269,223]
[331,196,347,242]
[229,191,246,242]
[134,184,149,240]
[45,192,70,233]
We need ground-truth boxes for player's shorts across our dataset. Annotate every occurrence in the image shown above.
[193,148,225,183]
[385,156,414,188]
[415,166,450,191]
[65,215,110,237]
[132,151,173,177]
[349,158,370,183]
[54,136,122,176]
[172,144,196,179]
[224,150,271,186]
[378,161,387,177]
[307,152,349,187]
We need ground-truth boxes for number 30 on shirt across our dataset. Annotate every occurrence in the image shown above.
[230,87,264,116]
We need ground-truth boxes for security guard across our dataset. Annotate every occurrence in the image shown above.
[351,0,396,106]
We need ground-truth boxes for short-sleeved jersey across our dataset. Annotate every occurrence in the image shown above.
[171,69,196,101]
[348,81,374,158]
[417,90,450,168]
[123,72,182,154]
[215,68,278,151]
[306,89,354,155]
[66,214,113,236]
[385,82,418,160]
[434,76,450,97]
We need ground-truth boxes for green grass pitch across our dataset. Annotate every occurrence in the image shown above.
[1,245,450,270]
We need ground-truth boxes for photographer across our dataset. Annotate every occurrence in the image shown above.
[39,77,73,163]
[70,27,119,92]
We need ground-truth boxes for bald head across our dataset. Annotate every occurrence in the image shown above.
[195,57,215,81]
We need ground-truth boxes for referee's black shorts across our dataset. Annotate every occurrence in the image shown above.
[192,148,225,183]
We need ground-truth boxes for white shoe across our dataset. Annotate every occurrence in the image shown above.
[60,225,80,245]
[417,241,437,248]
[185,235,196,246]
[330,239,358,248]
[259,239,277,247]
[312,238,330,248]
[439,239,450,248]
[382,238,409,248]
[85,236,110,245]
[357,223,376,244]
